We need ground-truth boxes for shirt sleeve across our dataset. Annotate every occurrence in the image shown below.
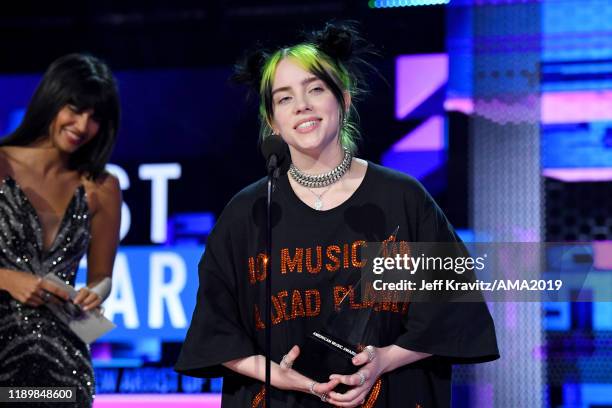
[393,184,500,364]
[174,225,257,378]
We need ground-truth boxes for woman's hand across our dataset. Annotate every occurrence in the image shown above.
[1,269,70,307]
[327,345,385,407]
[73,286,103,311]
[277,345,340,402]
[326,345,433,407]
[223,345,340,402]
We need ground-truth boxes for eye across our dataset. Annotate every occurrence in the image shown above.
[309,86,325,94]
[277,96,292,105]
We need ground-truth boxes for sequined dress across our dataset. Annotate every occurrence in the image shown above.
[0,176,94,407]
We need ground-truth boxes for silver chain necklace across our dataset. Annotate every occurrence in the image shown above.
[288,148,353,189]
[307,185,332,210]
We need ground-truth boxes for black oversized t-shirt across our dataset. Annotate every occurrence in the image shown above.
[175,162,499,407]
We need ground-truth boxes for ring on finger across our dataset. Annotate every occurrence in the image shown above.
[357,371,366,386]
[309,381,318,396]
[309,381,327,402]
[365,345,376,362]
[280,354,293,369]
[42,291,52,302]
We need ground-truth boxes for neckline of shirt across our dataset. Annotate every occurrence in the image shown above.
[278,160,373,217]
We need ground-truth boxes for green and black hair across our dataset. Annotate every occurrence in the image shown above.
[233,22,374,154]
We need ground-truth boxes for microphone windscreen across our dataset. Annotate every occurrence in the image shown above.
[260,135,289,171]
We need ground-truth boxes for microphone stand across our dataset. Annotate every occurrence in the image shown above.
[265,157,280,408]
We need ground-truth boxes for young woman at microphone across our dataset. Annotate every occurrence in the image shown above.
[176,23,498,407]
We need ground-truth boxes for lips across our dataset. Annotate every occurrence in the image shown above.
[293,117,322,130]
[294,117,322,133]
[64,129,84,146]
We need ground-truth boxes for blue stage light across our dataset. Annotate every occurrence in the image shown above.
[370,0,450,8]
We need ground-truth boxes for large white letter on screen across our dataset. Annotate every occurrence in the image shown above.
[139,163,181,243]
[104,253,139,328]
[148,252,187,329]
[105,163,131,241]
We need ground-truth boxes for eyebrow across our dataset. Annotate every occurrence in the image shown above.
[271,77,320,96]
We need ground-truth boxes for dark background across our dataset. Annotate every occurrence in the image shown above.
[0,1,459,244]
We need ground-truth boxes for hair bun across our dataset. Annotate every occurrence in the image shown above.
[231,47,269,89]
[309,21,362,62]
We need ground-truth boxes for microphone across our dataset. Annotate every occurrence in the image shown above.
[261,135,289,174]
[260,135,289,408]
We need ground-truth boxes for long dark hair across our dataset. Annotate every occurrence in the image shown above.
[1,53,120,180]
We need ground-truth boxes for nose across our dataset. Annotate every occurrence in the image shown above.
[294,94,312,114]
[74,112,95,134]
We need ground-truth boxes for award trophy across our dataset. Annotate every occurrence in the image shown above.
[292,227,400,392]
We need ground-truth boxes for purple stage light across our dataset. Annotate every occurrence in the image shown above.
[447,95,540,124]
[444,97,474,114]
[593,241,612,270]
[448,91,612,125]
[542,168,612,182]
[542,90,612,124]
[473,383,494,408]
[392,116,445,151]
[475,95,540,124]
[382,116,446,184]
[396,54,448,119]
[93,394,221,408]
[388,55,448,185]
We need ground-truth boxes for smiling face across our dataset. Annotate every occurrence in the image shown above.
[270,58,345,157]
[48,105,100,154]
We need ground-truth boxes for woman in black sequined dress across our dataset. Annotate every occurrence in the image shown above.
[0,54,122,407]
